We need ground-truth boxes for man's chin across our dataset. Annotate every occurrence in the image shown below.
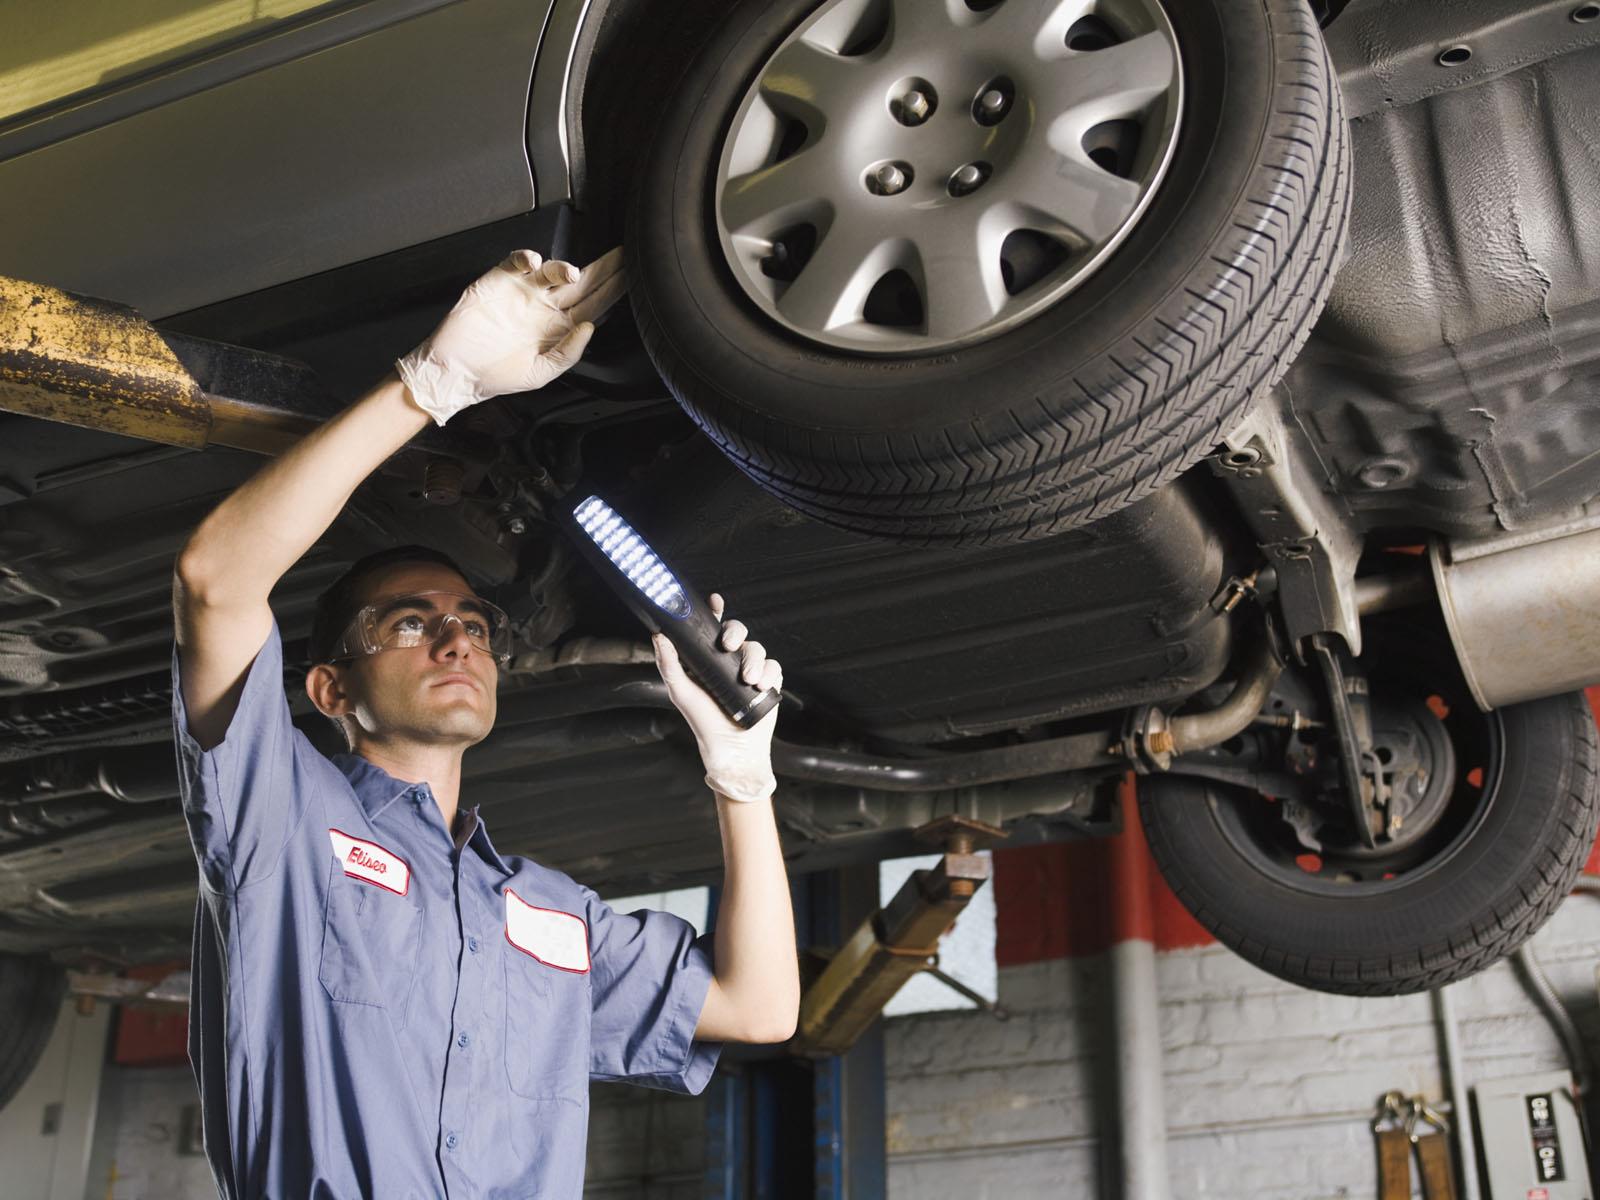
[429,708,495,745]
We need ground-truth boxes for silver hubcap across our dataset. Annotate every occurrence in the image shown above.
[715,0,1184,354]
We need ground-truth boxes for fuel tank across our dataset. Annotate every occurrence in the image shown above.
[641,449,1239,744]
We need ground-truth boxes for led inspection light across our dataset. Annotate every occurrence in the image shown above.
[567,495,781,728]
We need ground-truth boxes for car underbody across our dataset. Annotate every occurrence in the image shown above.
[1,0,1598,1001]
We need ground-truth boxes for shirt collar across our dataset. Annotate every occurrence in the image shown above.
[330,753,514,877]
[458,806,516,878]
[331,753,416,821]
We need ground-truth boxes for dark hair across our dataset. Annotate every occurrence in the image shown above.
[307,544,473,665]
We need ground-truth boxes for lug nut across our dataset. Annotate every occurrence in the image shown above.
[899,89,932,125]
[973,79,1015,126]
[947,162,990,197]
[869,162,912,196]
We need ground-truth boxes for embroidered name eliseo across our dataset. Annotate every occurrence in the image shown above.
[328,829,411,895]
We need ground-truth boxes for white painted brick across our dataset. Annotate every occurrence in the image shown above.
[884,891,1600,1199]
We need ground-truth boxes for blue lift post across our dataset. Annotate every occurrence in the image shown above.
[702,868,888,1198]
[808,865,888,1200]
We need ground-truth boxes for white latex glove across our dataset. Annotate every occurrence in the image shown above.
[396,246,626,425]
[652,593,783,804]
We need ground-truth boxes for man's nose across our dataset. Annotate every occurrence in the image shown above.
[430,613,474,658]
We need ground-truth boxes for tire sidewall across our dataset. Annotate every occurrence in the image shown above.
[630,0,1283,436]
[1141,694,1593,977]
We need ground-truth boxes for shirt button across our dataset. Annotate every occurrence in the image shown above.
[445,1133,459,1150]
[467,936,479,953]
[457,1031,471,1048]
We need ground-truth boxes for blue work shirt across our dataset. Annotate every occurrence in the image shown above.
[172,622,719,1198]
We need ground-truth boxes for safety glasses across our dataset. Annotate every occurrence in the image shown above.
[329,590,511,665]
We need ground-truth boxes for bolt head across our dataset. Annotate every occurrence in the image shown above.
[980,89,1006,112]
[873,163,909,194]
[901,90,930,123]
[947,162,990,197]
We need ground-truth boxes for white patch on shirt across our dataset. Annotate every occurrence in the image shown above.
[504,889,590,973]
[328,829,410,896]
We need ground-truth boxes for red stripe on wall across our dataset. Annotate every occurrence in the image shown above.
[994,778,1213,967]
[112,962,189,1067]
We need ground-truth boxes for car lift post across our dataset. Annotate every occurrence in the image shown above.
[807,864,888,1200]
[702,864,889,1199]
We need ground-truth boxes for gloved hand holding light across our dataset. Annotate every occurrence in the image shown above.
[568,495,781,730]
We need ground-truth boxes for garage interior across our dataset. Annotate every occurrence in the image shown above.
[4,771,1600,1197]
[5,0,1600,1197]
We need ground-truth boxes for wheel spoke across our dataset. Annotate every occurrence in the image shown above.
[776,220,899,332]
[997,150,1143,246]
[760,37,871,125]
[1036,30,1178,134]
[913,220,1009,340]
[1013,0,1099,59]
[721,150,834,238]
[884,0,958,52]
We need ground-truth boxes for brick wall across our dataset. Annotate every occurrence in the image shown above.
[883,881,1600,1200]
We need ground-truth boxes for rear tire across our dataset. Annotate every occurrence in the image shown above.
[0,953,67,1109]
[1142,687,1600,996]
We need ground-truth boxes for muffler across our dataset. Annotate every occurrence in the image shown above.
[1429,515,1600,711]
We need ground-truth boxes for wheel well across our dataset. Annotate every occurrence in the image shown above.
[568,0,746,238]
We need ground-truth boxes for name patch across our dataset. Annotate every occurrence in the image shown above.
[328,829,410,895]
[505,890,589,973]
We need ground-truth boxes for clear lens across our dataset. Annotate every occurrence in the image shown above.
[573,496,691,619]
[333,591,511,663]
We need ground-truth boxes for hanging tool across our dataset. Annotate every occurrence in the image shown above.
[1375,1091,1412,1200]
[1408,1096,1459,1200]
[1374,1091,1461,1200]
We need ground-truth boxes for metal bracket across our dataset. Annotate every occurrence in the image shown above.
[1211,402,1364,656]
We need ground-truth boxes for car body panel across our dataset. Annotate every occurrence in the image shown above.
[0,0,554,318]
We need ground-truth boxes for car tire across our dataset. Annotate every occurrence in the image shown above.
[628,0,1351,544]
[0,953,67,1109]
[1140,683,1600,996]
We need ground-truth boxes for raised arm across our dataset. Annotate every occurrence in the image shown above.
[651,602,799,1044]
[173,247,624,748]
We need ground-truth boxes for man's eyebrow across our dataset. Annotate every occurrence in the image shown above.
[374,594,439,621]
[454,597,491,619]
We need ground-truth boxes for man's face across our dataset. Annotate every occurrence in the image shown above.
[321,562,500,749]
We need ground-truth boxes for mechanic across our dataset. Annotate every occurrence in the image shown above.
[169,247,799,1198]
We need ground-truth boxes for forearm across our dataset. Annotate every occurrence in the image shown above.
[177,373,426,603]
[709,794,799,1042]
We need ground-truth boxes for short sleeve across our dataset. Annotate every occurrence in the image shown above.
[584,888,721,1093]
[172,619,313,891]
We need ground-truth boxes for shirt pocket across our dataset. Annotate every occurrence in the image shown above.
[317,864,423,1030]
[503,935,591,1101]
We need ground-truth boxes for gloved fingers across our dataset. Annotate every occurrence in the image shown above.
[520,321,595,390]
[708,592,725,622]
[500,249,543,275]
[533,258,581,290]
[738,640,765,685]
[651,631,689,686]
[564,267,629,329]
[719,619,748,652]
[547,245,625,311]
[758,656,783,692]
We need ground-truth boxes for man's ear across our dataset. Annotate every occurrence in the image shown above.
[306,662,353,719]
